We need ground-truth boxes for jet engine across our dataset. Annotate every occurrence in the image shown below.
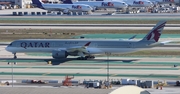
[63,9,69,14]
[52,50,68,59]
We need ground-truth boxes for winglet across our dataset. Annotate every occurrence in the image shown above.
[84,42,91,47]
[141,21,166,42]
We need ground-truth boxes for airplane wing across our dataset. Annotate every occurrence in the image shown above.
[148,41,172,47]
[119,35,137,40]
[128,35,137,40]
[66,42,91,56]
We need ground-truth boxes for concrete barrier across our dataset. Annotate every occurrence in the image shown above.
[42,12,47,15]
[36,12,41,15]
[31,12,35,15]
[24,12,28,15]
[18,12,23,16]
[12,12,17,16]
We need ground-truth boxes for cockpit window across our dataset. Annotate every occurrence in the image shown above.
[123,3,125,5]
[9,43,12,46]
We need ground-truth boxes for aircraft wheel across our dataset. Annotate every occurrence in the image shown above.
[84,57,88,60]
[14,56,17,59]
[80,12,84,15]
[14,62,17,65]
[77,57,80,60]
[92,56,95,58]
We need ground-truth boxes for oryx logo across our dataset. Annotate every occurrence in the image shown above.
[133,1,144,4]
[163,0,174,2]
[101,2,114,6]
[72,5,82,9]
[147,22,166,42]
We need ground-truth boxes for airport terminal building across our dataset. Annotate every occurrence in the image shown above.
[0,0,60,8]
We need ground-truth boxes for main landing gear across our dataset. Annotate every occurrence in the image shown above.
[13,53,17,59]
[77,56,95,60]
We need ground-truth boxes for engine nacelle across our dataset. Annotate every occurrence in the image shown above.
[52,50,68,59]
[63,9,69,14]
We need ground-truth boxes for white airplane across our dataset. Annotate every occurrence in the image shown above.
[6,21,170,60]
[63,0,128,11]
[32,0,92,14]
[105,0,154,7]
[150,0,179,5]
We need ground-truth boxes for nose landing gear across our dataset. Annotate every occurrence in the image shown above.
[13,53,17,59]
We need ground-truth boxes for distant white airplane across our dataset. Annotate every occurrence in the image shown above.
[63,0,128,11]
[32,0,92,14]
[6,21,170,60]
[150,0,179,4]
[104,0,154,7]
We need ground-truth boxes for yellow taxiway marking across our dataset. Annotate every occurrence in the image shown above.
[42,72,51,76]
[133,62,139,64]
[26,67,32,69]
[100,67,106,70]
[111,74,118,77]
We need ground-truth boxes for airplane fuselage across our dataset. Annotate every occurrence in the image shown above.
[42,4,92,12]
[150,0,179,4]
[6,39,154,55]
[73,1,128,9]
[104,0,153,7]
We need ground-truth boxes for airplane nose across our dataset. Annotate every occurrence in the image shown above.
[5,46,10,52]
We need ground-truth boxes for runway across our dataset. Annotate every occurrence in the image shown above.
[1,23,180,27]
[0,45,180,81]
[1,26,179,30]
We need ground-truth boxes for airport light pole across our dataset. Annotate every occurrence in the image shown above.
[9,62,15,87]
[105,52,111,84]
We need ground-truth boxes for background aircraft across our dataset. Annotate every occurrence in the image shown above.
[150,0,180,5]
[6,21,169,60]
[32,0,92,14]
[104,0,154,7]
[63,0,128,11]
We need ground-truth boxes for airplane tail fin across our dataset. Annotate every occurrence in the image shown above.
[32,0,44,8]
[62,0,73,4]
[141,21,166,42]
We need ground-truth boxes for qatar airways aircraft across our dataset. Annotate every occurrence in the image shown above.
[32,0,92,13]
[6,21,169,60]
